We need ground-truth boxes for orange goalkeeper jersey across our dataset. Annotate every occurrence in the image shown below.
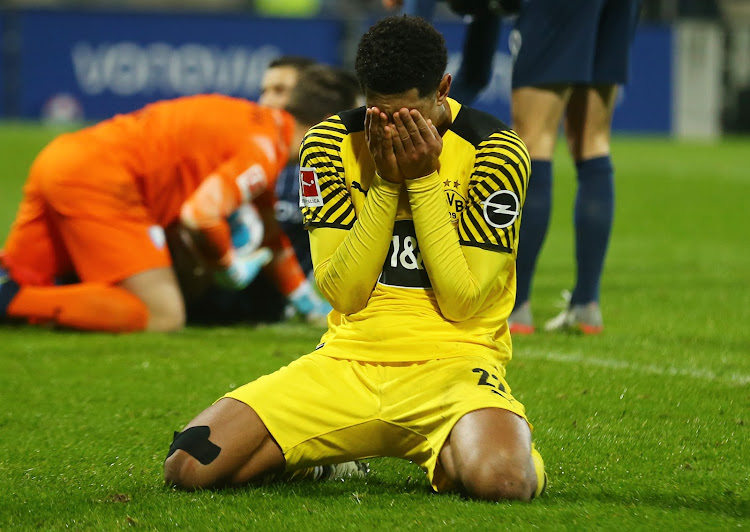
[90,93,294,228]
[2,94,295,285]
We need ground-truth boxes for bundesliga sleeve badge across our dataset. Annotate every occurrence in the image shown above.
[298,167,324,208]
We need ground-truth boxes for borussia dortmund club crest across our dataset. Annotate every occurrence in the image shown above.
[444,178,466,222]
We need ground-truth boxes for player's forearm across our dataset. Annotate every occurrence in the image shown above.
[264,230,307,296]
[406,172,498,321]
[312,175,400,314]
[180,174,242,266]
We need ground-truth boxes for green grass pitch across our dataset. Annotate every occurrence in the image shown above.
[1,122,748,530]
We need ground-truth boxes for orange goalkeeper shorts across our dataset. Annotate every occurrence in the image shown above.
[2,132,171,285]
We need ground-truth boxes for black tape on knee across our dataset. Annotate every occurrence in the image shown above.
[167,425,221,465]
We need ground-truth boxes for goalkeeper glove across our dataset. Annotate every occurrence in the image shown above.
[228,204,264,254]
[214,247,272,291]
[288,281,333,324]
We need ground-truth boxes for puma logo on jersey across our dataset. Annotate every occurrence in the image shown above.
[299,167,323,207]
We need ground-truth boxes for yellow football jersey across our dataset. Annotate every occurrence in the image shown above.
[300,98,529,366]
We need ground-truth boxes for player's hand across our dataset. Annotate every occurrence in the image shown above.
[213,247,272,291]
[365,106,402,184]
[391,108,442,180]
[382,0,403,9]
[227,204,264,254]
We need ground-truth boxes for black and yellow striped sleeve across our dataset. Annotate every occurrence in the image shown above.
[300,116,356,230]
[458,130,530,254]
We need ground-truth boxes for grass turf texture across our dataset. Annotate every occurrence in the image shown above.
[1,122,748,529]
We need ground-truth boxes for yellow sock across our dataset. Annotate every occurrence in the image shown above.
[531,444,548,498]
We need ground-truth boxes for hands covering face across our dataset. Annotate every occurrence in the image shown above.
[365,107,443,184]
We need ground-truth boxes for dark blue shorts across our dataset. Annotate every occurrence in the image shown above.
[511,0,642,88]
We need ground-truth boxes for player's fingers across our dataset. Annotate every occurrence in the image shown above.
[382,123,396,153]
[423,118,442,155]
[412,110,436,142]
[393,111,416,151]
[402,109,424,139]
[396,109,424,150]
[391,122,406,155]
[375,110,389,147]
[368,107,385,147]
[427,118,441,143]
[369,108,385,148]
[364,107,372,144]
[371,110,386,148]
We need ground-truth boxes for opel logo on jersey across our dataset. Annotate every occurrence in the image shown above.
[482,190,520,229]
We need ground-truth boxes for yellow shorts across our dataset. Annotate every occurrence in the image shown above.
[223,352,529,492]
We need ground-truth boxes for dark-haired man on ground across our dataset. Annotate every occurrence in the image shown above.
[259,56,317,110]
[164,16,546,501]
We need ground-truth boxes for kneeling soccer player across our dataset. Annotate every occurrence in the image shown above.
[164,16,546,501]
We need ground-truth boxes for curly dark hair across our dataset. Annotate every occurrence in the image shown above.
[355,16,447,98]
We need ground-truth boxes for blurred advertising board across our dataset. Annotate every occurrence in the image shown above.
[16,9,344,120]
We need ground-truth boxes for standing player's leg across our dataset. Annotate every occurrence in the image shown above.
[450,13,502,104]
[545,0,641,333]
[509,85,571,333]
[554,84,618,334]
[508,0,605,333]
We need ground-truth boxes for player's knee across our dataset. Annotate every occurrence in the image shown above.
[511,117,557,159]
[566,127,611,161]
[164,450,221,491]
[164,449,200,489]
[164,426,222,490]
[458,451,535,502]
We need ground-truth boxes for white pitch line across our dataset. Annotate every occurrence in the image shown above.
[519,350,750,387]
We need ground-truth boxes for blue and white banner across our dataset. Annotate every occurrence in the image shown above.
[17,9,344,120]
[9,9,673,132]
